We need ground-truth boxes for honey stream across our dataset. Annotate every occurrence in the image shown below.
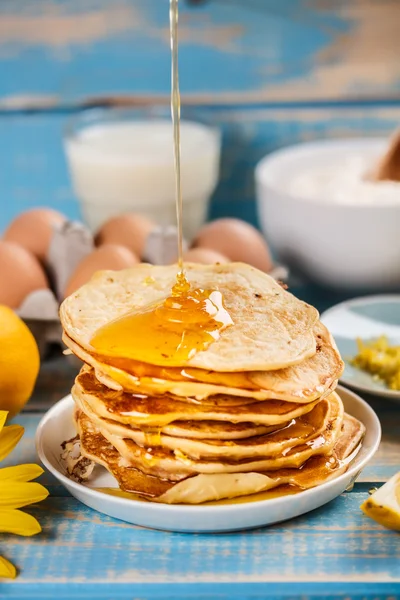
[170,0,184,274]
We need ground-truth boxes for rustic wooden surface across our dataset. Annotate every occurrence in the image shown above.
[0,0,399,232]
[0,0,399,107]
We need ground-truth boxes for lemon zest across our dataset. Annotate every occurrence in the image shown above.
[350,335,400,390]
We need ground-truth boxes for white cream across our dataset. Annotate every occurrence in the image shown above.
[285,148,400,204]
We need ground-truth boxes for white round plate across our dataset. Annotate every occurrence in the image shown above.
[36,387,381,533]
[322,295,400,402]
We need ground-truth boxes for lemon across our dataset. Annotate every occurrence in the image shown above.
[360,472,400,531]
[0,306,40,418]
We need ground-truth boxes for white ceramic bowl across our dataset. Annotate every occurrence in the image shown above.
[36,386,380,533]
[255,138,400,290]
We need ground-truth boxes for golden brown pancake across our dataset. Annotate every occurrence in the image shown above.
[63,320,342,403]
[92,404,343,481]
[73,368,320,428]
[76,394,278,440]
[60,262,319,372]
[154,421,277,440]
[75,392,343,461]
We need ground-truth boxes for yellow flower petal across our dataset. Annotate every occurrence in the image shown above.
[0,411,7,434]
[0,556,16,579]
[0,464,44,482]
[0,425,24,462]
[0,481,48,509]
[0,509,42,536]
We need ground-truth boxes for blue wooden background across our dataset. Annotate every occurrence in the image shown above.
[0,0,399,233]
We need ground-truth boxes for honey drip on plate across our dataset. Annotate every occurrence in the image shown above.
[95,484,301,504]
[90,0,232,366]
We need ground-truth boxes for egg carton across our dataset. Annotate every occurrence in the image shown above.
[16,219,289,360]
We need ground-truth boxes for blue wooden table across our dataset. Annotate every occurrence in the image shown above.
[1,353,400,599]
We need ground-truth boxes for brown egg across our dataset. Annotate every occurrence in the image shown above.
[3,208,66,262]
[193,218,273,272]
[0,241,49,308]
[95,214,156,258]
[182,248,229,265]
[65,244,139,297]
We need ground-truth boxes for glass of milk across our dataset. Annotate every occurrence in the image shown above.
[64,107,221,240]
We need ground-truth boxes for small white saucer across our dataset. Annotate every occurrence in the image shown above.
[36,386,380,532]
[322,295,400,402]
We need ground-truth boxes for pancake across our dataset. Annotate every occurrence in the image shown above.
[73,368,320,428]
[75,409,365,504]
[156,421,277,440]
[90,399,343,481]
[75,395,277,440]
[63,321,342,403]
[60,262,319,372]
[76,392,343,461]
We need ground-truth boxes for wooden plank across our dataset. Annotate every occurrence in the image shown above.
[0,0,399,106]
[1,494,399,599]
[3,590,399,600]
[1,105,400,234]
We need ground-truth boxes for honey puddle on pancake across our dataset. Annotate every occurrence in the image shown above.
[90,0,232,368]
[90,276,233,366]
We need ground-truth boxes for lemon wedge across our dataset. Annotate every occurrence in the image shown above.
[361,472,400,531]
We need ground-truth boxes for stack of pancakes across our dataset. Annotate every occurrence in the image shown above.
[60,263,365,504]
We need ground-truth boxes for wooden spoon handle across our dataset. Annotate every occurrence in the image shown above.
[369,129,400,182]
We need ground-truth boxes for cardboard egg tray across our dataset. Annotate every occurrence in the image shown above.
[16,219,289,361]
